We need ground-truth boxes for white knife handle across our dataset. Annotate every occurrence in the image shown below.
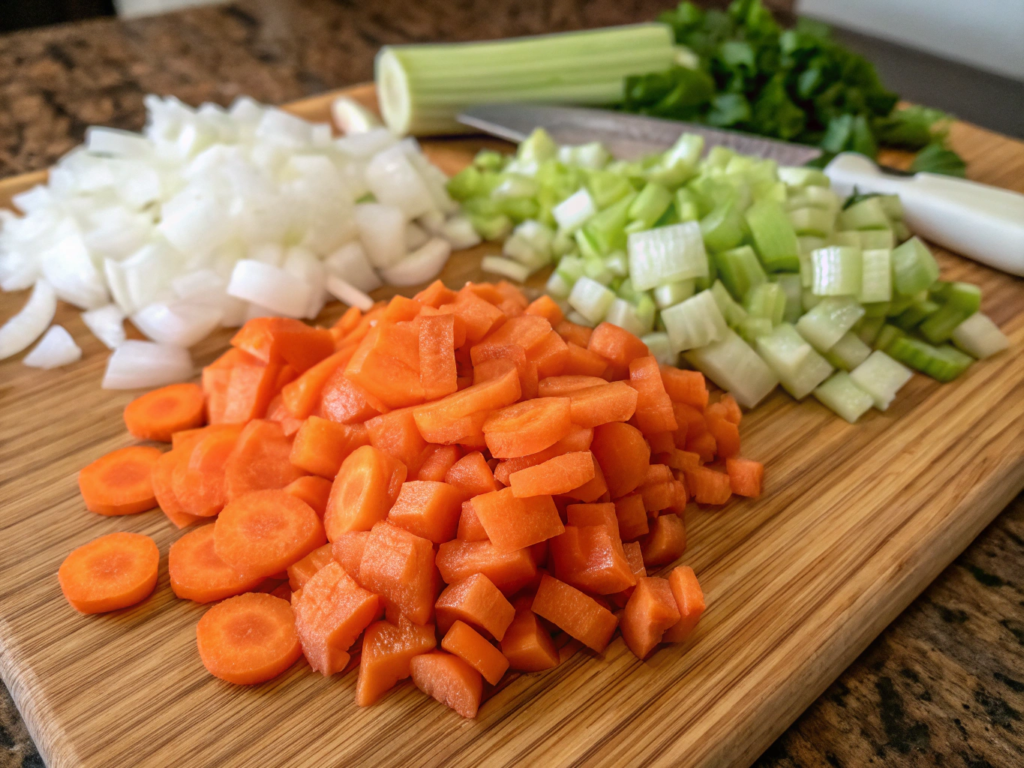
[824,153,1024,277]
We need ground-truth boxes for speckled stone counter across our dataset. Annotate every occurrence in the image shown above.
[0,2,1021,767]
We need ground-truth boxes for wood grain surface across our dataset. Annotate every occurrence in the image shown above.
[0,84,1021,768]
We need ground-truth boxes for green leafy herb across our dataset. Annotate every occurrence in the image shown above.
[909,143,967,177]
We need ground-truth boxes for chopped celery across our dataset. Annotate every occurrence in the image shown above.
[813,372,874,423]
[605,251,629,278]
[585,169,634,209]
[796,296,866,352]
[496,197,539,222]
[918,282,981,343]
[658,133,704,175]
[558,142,611,169]
[893,220,912,243]
[553,187,597,233]
[705,146,734,170]
[628,182,672,229]
[887,337,973,382]
[473,149,508,171]
[739,316,774,345]
[823,331,872,371]
[856,315,885,346]
[517,128,557,164]
[481,256,532,283]
[856,230,895,250]
[582,254,614,285]
[710,280,748,328]
[653,279,695,309]
[862,301,891,318]
[895,299,940,331]
[874,323,905,353]
[627,221,708,291]
[469,212,513,241]
[551,229,575,258]
[850,350,914,410]
[744,283,786,326]
[859,248,892,304]
[788,207,834,238]
[566,310,595,328]
[575,228,601,261]
[546,271,572,299]
[641,332,676,366]
[448,166,491,200]
[773,273,803,323]
[811,246,862,297]
[568,276,616,324]
[492,174,538,200]
[878,194,904,221]
[504,220,553,271]
[951,313,1008,359]
[830,231,861,248]
[745,200,801,272]
[803,186,841,211]
[798,236,828,255]
[778,166,830,187]
[838,197,890,230]
[555,254,585,284]
[700,201,746,253]
[605,297,652,336]
[582,192,636,256]
[891,237,940,296]
[683,329,779,408]
[801,287,822,312]
[661,289,728,352]
[714,245,767,302]
[635,294,656,330]
[754,323,813,379]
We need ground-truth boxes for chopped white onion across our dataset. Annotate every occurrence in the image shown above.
[23,325,82,369]
[323,242,382,293]
[481,255,532,283]
[81,304,126,349]
[326,275,375,311]
[132,302,224,347]
[365,144,436,220]
[380,238,452,287]
[103,340,194,389]
[405,222,431,251]
[355,203,407,270]
[0,280,58,360]
[441,215,483,249]
[227,260,312,319]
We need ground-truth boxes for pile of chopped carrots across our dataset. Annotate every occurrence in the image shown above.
[59,279,765,719]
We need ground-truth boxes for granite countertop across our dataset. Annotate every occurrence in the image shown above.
[1,2,1022,766]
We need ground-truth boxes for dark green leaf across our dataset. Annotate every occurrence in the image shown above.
[909,143,967,177]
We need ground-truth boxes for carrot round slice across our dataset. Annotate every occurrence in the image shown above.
[58,532,159,614]
[323,445,407,540]
[78,446,162,516]
[169,525,264,604]
[123,383,206,442]
[590,422,651,499]
[214,490,326,579]
[196,592,302,685]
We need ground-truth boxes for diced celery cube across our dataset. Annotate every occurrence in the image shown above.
[951,313,1009,359]
[661,289,728,352]
[850,350,914,410]
[838,196,890,230]
[823,331,872,371]
[891,237,940,296]
[814,371,874,423]
[683,329,779,408]
[811,246,862,297]
[627,221,709,291]
[796,296,866,352]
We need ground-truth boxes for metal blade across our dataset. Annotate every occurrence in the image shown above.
[458,103,824,166]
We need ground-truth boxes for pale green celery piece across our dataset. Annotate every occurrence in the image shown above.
[481,255,532,282]
[785,192,812,211]
[862,301,890,318]
[558,142,610,169]
[663,133,705,171]
[710,280,748,328]
[661,289,728,352]
[919,283,981,343]
[705,146,735,170]
[796,296,866,351]
[469,212,512,241]
[823,331,872,371]
[491,173,538,200]
[641,331,676,366]
[447,166,487,200]
[605,297,649,336]
[739,316,774,345]
[714,245,767,302]
[777,166,830,187]
[645,159,696,188]
[615,277,643,305]
[585,169,635,209]
[497,196,540,223]
[893,220,912,243]
[546,270,572,299]
[624,219,648,235]
[857,229,895,250]
[799,250,813,288]
[811,246,862,297]
[677,200,701,223]
[473,149,507,171]
[566,309,595,328]
[813,371,874,423]
[551,229,575,257]
[582,254,614,285]
[873,324,905,353]
[635,294,656,331]
[751,179,787,204]
[878,194,904,221]
[653,279,696,309]
[802,287,823,312]
[773,273,803,323]
[850,350,914,410]
[856,315,886,345]
[581,192,636,256]
[567,275,616,324]
[803,185,841,211]
[725,155,756,175]
[755,323,813,380]
[605,251,630,278]
[628,182,673,229]
[627,221,708,291]
[789,207,835,238]
[553,187,597,233]
[859,248,892,304]
[886,337,973,382]
[683,328,779,408]
[769,342,833,399]
[517,128,558,164]
[830,231,861,248]
[700,201,746,253]
[894,299,940,331]
[555,254,585,284]
[575,228,601,261]
[503,236,549,271]
[745,200,801,272]
[951,313,1009,359]
[838,196,890,230]
[891,237,940,296]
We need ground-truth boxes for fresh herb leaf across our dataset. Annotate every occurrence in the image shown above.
[910,143,967,177]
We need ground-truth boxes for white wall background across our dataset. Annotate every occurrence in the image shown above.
[799,0,1024,81]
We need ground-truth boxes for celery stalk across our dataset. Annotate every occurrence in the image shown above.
[838,197,889,230]
[811,246,862,297]
[891,237,940,296]
[918,282,981,344]
[641,332,676,366]
[714,245,767,302]
[653,279,695,309]
[788,207,834,238]
[683,329,779,408]
[850,350,913,410]
[568,276,616,324]
[859,248,892,304]
[887,337,973,382]
[796,297,866,352]
[823,331,871,371]
[700,201,746,253]
[627,222,709,291]
[773,273,803,323]
[813,372,874,423]
[661,289,728,352]
[745,200,801,272]
[950,313,1009,359]
[744,283,786,326]
[874,324,905,353]
[628,182,672,229]
[710,280,748,328]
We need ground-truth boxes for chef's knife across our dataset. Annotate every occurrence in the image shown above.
[459,104,1024,277]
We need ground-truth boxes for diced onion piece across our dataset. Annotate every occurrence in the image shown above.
[684,329,778,409]
[813,371,874,423]
[950,313,1009,360]
[628,222,708,291]
[0,280,57,360]
[568,276,615,324]
[440,215,482,249]
[380,238,452,287]
[81,304,126,349]
[355,203,407,270]
[85,127,152,159]
[131,302,223,348]
[39,226,109,310]
[660,289,727,352]
[849,350,914,411]
[283,246,327,319]
[331,96,384,134]
[227,260,312,319]
[324,242,382,294]
[366,144,436,219]
[481,255,532,283]
[102,340,193,389]
[326,275,375,311]
[553,188,596,233]
[23,325,82,369]
[405,222,431,251]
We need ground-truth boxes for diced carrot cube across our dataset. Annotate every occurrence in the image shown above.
[628,356,679,436]
[281,349,353,419]
[683,466,732,505]
[345,322,425,409]
[323,446,407,539]
[470,488,564,553]
[640,514,687,567]
[456,501,489,542]
[492,425,593,485]
[438,291,505,344]
[685,431,717,464]
[500,604,559,672]
[445,451,500,499]
[387,480,463,544]
[359,522,438,625]
[531,574,618,653]
[330,531,369,582]
[621,576,681,660]
[410,651,483,719]
[381,295,423,324]
[473,314,552,359]
[726,457,764,498]
[555,319,592,348]
[414,279,458,308]
[528,331,569,378]
[483,397,572,459]
[562,342,609,377]
[614,493,650,540]
[525,295,564,325]
[356,617,437,706]
[435,540,538,595]
[559,460,608,503]
[567,382,638,428]
[587,322,649,370]
[284,476,333,517]
[290,416,370,478]
[222,360,282,423]
[413,364,521,444]
[231,317,335,372]
[641,481,676,514]
[224,419,306,502]
[418,313,459,401]
[660,367,709,410]
[550,525,637,595]
[590,422,650,499]
[719,393,742,425]
[366,408,428,473]
[565,502,618,537]
[508,452,596,498]
[662,565,706,643]
[441,621,510,685]
[537,375,607,398]
[414,445,462,482]
[435,573,515,640]
[287,543,334,590]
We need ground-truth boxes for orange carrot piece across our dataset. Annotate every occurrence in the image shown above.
[628,356,679,435]
[173,424,245,517]
[323,445,407,539]
[621,576,681,660]
[457,501,489,542]
[266,394,304,437]
[555,320,592,348]
[589,422,650,499]
[442,621,510,686]
[685,431,717,464]
[333,305,363,334]
[58,532,159,614]
[435,573,515,640]
[470,488,564,553]
[169,524,264,603]
[614,493,650,540]
[196,593,302,685]
[567,382,638,428]
[647,431,675,454]
[705,403,740,458]
[281,349,353,420]
[718,393,742,425]
[123,383,205,442]
[366,408,428,473]
[358,522,438,625]
[528,331,569,378]
[282,476,332,518]
[319,370,388,425]
[587,322,649,370]
[483,397,572,458]
[471,343,538,400]
[684,466,732,505]
[464,282,505,305]
[550,525,637,595]
[290,417,369,479]
[531,574,618,653]
[508,452,596,498]
[494,279,528,307]
[413,363,521,444]
[294,561,380,676]
[356,617,438,706]
[562,342,609,377]
[436,540,538,595]
[410,651,483,719]
[472,313,551,359]
[560,459,608,503]
[414,445,462,482]
[387,480,464,544]
[414,279,458,308]
[202,364,233,425]
[537,375,607,398]
[222,360,283,423]
[525,295,564,325]
[78,445,161,516]
[438,291,505,344]
[641,482,676,514]
[381,294,423,324]
[418,313,459,401]
[331,531,369,582]
[214,489,326,579]
[445,451,500,498]
[660,367,709,410]
[231,317,335,372]
[662,565,706,643]
[285,543,334,591]
[492,424,595,485]
[566,502,618,536]
[153,447,204,529]
[640,514,687,567]
[654,449,702,473]
[224,420,306,502]
[345,322,425,409]
[724,457,762,498]
[500,604,559,672]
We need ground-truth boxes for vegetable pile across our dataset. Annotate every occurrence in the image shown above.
[60,279,767,717]
[451,128,1009,423]
[0,96,478,381]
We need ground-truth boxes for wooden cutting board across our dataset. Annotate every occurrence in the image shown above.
[1,84,1021,768]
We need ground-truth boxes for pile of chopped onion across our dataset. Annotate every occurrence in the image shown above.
[0,95,478,387]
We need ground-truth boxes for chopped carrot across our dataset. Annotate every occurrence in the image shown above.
[525,295,564,325]
[445,451,500,498]
[435,573,515,640]
[413,363,521,444]
[224,420,306,502]
[290,417,370,479]
[500,604,559,672]
[685,431,717,464]
[366,408,428,473]
[647,431,675,454]
[123,383,205,442]
[660,367,709,410]
[628,356,679,435]
[387,480,464,543]
[438,290,505,344]
[719,393,743,425]
[641,482,676,514]
[464,281,506,305]
[173,424,244,517]
[684,466,732,505]
[555,319,592,348]
[654,449,702,473]
[283,476,332,517]
[621,576,681,660]
[357,617,438,706]
[79,445,162,516]
[381,294,423,324]
[418,313,459,401]
[587,322,649,370]
[331,531,369,582]
[483,397,572,458]
[494,279,528,307]
[323,445,407,540]
[537,375,607,398]
[640,514,687,567]
[441,621,510,686]
[457,501,489,542]
[294,561,380,676]
[281,349,354,419]
[202,363,233,425]
[492,424,593,485]
[196,593,302,685]
[436,540,538,595]
[231,317,334,372]
[560,459,608,503]
[472,314,551,359]
[332,305,362,335]
[726,457,764,498]
[285,543,334,591]
[662,566,706,643]
[319,369,387,425]
[705,402,740,458]
[222,359,283,423]
[508,452,596,498]
[562,342,609,377]
[550,525,637,595]
[214,489,326,579]
[614,493,650,541]
[531,574,618,653]
[470,488,564,553]
[414,279,458,308]
[58,532,159,614]
[528,331,569,378]
[358,521,438,625]
[566,502,619,537]
[410,651,483,719]
[472,343,538,400]
[567,382,638,428]
[169,524,264,603]
[590,422,650,499]
[414,444,462,482]
[152,447,204,529]
[266,394,303,437]
[345,322,425,409]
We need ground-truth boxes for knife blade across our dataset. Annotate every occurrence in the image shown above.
[458,103,824,167]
